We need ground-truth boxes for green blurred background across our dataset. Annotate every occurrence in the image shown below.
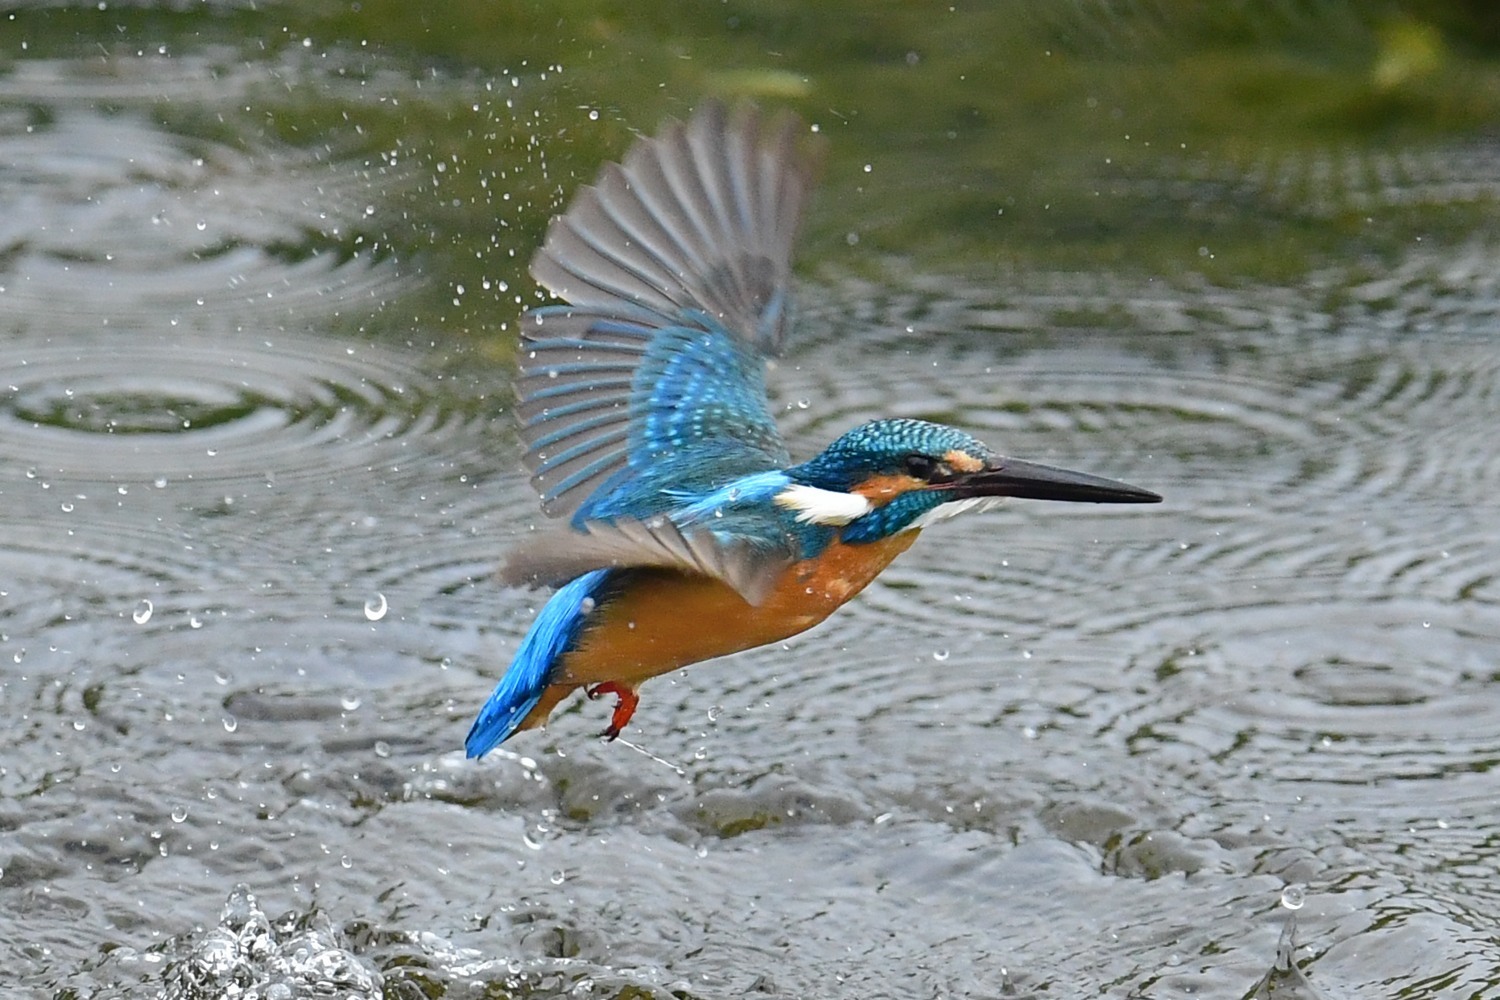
[8,0,1500,346]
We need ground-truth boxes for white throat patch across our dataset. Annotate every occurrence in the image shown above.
[905,495,1006,531]
[773,485,875,526]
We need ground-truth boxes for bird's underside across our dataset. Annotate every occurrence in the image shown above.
[509,531,920,737]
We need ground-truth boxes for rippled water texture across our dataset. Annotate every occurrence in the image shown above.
[4,9,1500,1000]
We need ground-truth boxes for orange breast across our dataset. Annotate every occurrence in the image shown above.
[557,530,921,686]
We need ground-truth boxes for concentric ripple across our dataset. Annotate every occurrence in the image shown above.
[0,324,518,716]
[0,330,464,484]
[0,102,407,329]
[772,266,1500,643]
[0,67,520,699]
[1095,598,1500,788]
[1134,140,1500,223]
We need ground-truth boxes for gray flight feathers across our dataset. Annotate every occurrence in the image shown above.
[528,100,821,352]
[514,307,640,518]
[502,516,793,607]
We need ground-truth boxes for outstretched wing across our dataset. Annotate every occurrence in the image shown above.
[518,101,819,526]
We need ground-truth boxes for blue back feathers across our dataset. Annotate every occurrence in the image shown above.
[535,311,793,526]
[465,569,612,757]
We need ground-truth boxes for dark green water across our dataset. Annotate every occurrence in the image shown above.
[2,3,1499,997]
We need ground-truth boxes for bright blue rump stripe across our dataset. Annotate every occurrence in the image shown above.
[465,569,612,758]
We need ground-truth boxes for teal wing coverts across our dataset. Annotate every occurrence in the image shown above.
[516,102,817,527]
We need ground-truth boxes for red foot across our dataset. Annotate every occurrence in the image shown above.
[585,682,639,741]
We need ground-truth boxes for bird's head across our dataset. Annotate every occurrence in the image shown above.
[780,418,1160,543]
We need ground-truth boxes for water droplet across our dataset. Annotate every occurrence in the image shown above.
[171,806,188,823]
[195,219,207,231]
[373,741,391,758]
[707,705,722,722]
[132,599,154,624]
[932,649,950,662]
[153,476,168,489]
[222,715,238,733]
[340,855,352,869]
[189,615,203,629]
[549,869,566,885]
[364,593,388,621]
[60,501,74,513]
[340,694,361,711]
[1280,883,1305,910]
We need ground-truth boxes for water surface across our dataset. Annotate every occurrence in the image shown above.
[2,3,1499,998]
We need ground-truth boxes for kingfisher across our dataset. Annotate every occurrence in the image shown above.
[465,101,1160,757]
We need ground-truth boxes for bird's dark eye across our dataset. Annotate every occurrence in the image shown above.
[902,454,938,480]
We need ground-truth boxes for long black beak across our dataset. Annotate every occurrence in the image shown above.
[939,457,1162,504]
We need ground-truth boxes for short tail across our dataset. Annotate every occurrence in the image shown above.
[465,569,611,758]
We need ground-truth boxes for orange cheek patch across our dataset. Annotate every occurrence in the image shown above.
[944,449,985,473]
[852,473,925,504]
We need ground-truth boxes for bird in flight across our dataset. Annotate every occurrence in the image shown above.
[465,102,1160,757]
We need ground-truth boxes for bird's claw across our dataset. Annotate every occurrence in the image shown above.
[585,682,639,742]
